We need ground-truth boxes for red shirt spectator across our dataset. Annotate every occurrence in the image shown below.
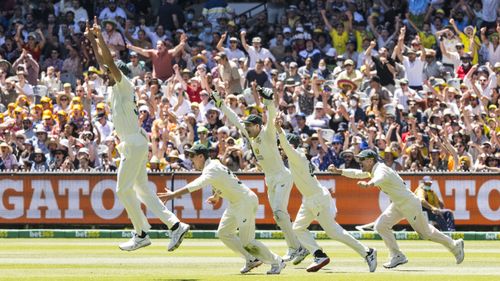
[127,34,187,81]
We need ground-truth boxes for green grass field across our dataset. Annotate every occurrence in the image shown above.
[0,238,498,281]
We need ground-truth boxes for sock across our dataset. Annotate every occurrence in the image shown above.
[171,222,179,231]
[138,231,147,238]
[313,250,328,258]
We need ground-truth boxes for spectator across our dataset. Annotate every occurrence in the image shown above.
[158,0,185,32]
[127,33,187,81]
[0,141,18,170]
[98,0,126,21]
[240,31,276,68]
[414,176,456,231]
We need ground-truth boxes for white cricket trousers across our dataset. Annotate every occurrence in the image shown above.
[116,135,179,234]
[266,172,301,250]
[375,200,456,257]
[293,192,369,257]
[217,192,280,265]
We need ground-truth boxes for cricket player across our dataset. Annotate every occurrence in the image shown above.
[159,143,286,274]
[85,18,189,251]
[274,117,377,272]
[329,149,465,268]
[211,90,304,261]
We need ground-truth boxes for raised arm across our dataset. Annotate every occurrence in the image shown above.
[449,18,462,36]
[217,32,227,52]
[239,30,249,51]
[275,116,302,162]
[168,33,187,56]
[405,12,421,33]
[365,40,376,58]
[320,10,334,31]
[213,92,250,139]
[90,17,122,83]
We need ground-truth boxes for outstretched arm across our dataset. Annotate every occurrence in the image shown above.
[168,33,187,56]
[90,17,122,83]
[320,10,334,31]
[214,92,251,139]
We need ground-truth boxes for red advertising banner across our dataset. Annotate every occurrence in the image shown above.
[0,173,499,225]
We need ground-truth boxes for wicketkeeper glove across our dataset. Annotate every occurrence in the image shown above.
[257,86,274,100]
[210,91,223,108]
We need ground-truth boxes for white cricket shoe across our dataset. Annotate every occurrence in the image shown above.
[240,259,263,274]
[383,253,408,269]
[119,232,151,251]
[267,258,286,275]
[453,239,464,264]
[291,246,310,265]
[167,222,190,252]
[306,257,330,272]
[365,248,377,272]
[283,247,305,262]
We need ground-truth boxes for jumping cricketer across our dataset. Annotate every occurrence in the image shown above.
[159,143,286,275]
[85,18,189,251]
[211,90,304,261]
[274,116,377,272]
[329,149,465,268]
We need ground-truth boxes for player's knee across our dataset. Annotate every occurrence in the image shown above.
[292,222,304,232]
[216,228,231,240]
[273,210,290,224]
[374,220,387,233]
[116,184,133,198]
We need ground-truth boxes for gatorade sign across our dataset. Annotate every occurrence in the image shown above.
[0,174,498,225]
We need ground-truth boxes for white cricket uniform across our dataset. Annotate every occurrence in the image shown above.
[277,131,370,258]
[186,158,280,264]
[111,74,179,233]
[278,130,370,258]
[221,101,301,250]
[342,163,456,257]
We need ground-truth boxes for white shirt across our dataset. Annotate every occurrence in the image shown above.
[109,75,140,137]
[342,162,419,207]
[277,131,329,198]
[186,159,254,203]
[99,7,127,20]
[486,43,500,65]
[95,120,114,139]
[223,47,246,61]
[402,57,425,87]
[393,87,419,113]
[246,46,276,68]
[221,100,288,178]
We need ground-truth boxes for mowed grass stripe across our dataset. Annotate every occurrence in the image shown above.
[0,239,498,281]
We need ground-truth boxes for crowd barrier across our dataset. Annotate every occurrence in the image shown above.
[0,172,498,226]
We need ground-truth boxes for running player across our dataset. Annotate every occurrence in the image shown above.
[329,149,465,268]
[274,116,377,272]
[159,143,286,274]
[210,90,305,261]
[85,18,189,251]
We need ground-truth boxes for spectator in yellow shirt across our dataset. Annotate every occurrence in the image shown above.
[450,18,481,64]
[406,16,436,49]
[320,9,351,55]
[414,176,456,231]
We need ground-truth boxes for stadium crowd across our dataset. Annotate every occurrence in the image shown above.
[0,0,499,173]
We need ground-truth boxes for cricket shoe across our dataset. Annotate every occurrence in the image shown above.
[119,232,151,251]
[453,239,464,264]
[167,222,190,252]
[240,259,263,274]
[365,248,377,272]
[383,254,408,269]
[291,246,310,265]
[267,258,286,275]
[282,247,302,262]
[306,257,330,272]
